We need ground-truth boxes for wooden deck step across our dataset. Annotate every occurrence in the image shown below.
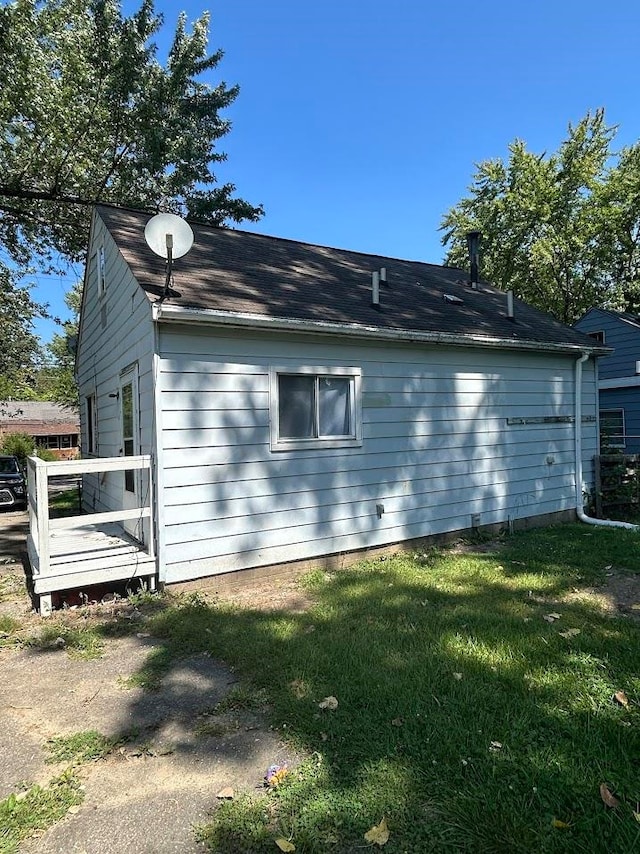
[32,521,156,595]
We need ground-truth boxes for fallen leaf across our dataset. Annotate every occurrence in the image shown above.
[364,817,390,846]
[613,691,629,707]
[391,717,404,727]
[633,811,640,823]
[552,818,571,828]
[630,604,640,611]
[216,787,234,800]
[599,783,620,808]
[318,696,338,710]
[543,612,562,623]
[453,672,463,680]
[559,628,581,638]
[275,839,296,852]
[489,741,503,751]
[289,679,307,699]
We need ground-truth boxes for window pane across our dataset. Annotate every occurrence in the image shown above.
[279,375,314,438]
[86,396,95,452]
[122,383,133,438]
[319,376,351,436]
[600,410,624,446]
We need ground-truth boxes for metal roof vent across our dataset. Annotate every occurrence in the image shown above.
[466,230,481,289]
[443,293,463,305]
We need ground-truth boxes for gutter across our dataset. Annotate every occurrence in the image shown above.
[574,352,638,531]
[152,303,604,357]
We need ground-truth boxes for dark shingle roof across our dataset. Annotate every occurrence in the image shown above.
[97,206,601,352]
[0,401,79,435]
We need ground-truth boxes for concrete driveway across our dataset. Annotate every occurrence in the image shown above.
[0,507,28,564]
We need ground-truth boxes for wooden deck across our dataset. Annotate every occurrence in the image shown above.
[26,455,157,615]
[37,521,156,592]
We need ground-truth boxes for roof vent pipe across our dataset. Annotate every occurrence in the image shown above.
[466,230,481,289]
[380,267,387,284]
[507,289,514,320]
[372,271,380,308]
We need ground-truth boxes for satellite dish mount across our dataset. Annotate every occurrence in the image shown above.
[144,212,194,301]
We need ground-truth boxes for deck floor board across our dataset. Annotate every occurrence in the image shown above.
[30,521,155,593]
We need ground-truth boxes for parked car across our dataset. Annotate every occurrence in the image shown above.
[0,455,27,509]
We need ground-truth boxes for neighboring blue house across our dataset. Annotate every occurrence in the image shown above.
[575,308,640,454]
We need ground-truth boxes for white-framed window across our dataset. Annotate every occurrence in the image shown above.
[600,408,625,449]
[269,366,362,451]
[96,246,106,297]
[86,394,98,454]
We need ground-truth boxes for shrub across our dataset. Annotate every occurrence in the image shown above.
[34,445,57,462]
[0,431,35,462]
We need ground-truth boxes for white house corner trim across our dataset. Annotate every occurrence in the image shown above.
[152,342,167,583]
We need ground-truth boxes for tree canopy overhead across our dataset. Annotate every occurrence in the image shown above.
[440,110,640,325]
[0,0,263,267]
[0,0,262,405]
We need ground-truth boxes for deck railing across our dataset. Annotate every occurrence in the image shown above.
[26,455,156,613]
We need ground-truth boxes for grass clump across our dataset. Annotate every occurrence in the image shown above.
[132,524,640,852]
[25,623,104,660]
[0,615,21,648]
[45,730,117,765]
[0,770,83,854]
[214,684,270,714]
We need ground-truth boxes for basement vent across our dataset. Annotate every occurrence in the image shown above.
[443,293,463,305]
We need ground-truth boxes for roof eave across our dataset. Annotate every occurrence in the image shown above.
[152,303,605,357]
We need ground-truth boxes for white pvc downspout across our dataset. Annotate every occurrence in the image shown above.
[574,352,639,530]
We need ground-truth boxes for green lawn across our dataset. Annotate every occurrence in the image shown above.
[48,487,81,518]
[129,526,640,851]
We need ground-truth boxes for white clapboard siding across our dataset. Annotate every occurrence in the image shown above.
[164,470,578,539]
[162,467,577,519]
[162,450,579,494]
[76,211,155,519]
[157,325,597,583]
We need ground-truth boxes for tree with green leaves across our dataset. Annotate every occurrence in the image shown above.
[440,110,640,324]
[0,267,42,401]
[0,0,261,406]
[0,0,262,268]
[34,281,82,408]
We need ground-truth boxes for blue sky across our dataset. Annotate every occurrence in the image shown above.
[32,0,640,342]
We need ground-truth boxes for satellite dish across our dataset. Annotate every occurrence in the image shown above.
[144,213,194,259]
[144,213,194,301]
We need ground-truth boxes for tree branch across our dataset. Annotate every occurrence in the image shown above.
[0,186,98,206]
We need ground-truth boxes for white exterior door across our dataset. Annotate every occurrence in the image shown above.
[120,366,141,541]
